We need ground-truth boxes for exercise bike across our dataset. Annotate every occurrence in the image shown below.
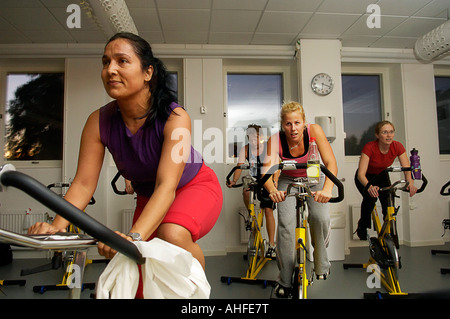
[221,163,276,287]
[259,161,344,299]
[431,181,450,275]
[19,182,106,295]
[0,164,144,299]
[343,166,427,298]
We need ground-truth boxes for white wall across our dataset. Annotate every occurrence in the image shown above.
[401,63,448,246]
[297,39,349,250]
[183,58,227,255]
[64,58,111,226]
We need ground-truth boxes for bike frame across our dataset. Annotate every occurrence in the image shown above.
[244,175,271,281]
[221,164,275,287]
[0,164,145,299]
[344,166,427,298]
[366,187,404,296]
[288,180,313,299]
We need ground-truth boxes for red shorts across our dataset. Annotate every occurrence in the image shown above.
[132,163,222,298]
[132,163,223,242]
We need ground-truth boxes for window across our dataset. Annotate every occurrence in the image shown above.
[4,73,64,162]
[163,58,183,106]
[434,76,450,154]
[167,72,178,101]
[342,74,383,156]
[226,73,283,158]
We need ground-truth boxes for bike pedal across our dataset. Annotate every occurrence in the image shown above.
[369,237,390,269]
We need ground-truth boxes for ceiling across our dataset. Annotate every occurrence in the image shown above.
[0,0,449,49]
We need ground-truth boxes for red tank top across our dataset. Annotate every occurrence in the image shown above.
[278,124,312,177]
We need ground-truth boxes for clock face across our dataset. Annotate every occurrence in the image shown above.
[311,73,334,96]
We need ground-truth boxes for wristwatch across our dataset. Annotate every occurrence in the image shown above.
[127,232,143,241]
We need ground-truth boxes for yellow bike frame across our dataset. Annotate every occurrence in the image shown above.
[344,168,428,298]
[221,173,275,287]
[243,201,271,280]
[295,219,309,298]
[289,180,312,299]
[363,205,406,296]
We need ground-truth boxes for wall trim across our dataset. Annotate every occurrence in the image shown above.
[0,43,295,60]
[3,42,450,64]
[342,46,450,65]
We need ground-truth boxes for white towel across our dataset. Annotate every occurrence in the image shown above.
[96,238,210,299]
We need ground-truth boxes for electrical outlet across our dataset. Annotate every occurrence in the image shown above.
[200,106,206,114]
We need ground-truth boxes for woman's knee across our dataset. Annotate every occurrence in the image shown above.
[308,209,330,226]
[157,223,192,247]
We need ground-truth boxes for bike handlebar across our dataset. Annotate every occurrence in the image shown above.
[47,182,96,205]
[111,171,128,195]
[441,181,450,196]
[226,164,253,188]
[0,164,144,264]
[286,181,314,198]
[257,162,344,203]
[363,166,428,195]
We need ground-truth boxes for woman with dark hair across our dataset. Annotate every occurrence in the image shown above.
[226,124,278,258]
[28,33,223,297]
[354,120,417,240]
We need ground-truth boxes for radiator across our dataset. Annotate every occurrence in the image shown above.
[0,212,48,234]
[121,209,134,234]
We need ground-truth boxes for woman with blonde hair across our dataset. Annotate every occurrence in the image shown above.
[262,101,338,298]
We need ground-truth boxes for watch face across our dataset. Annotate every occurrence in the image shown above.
[311,73,333,96]
[128,233,142,241]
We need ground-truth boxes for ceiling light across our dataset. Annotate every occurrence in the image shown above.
[82,0,138,39]
[414,19,450,62]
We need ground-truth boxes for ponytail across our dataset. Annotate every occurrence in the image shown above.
[147,57,178,126]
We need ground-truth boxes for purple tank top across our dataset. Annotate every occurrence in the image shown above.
[99,101,203,197]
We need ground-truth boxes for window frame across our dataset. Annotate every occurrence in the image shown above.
[1,64,65,168]
[433,66,450,160]
[341,64,392,161]
[163,58,183,106]
[223,63,292,164]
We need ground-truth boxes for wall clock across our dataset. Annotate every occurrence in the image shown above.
[311,73,334,96]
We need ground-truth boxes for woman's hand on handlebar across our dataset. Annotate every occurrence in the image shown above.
[312,189,332,203]
[27,222,66,235]
[269,190,286,203]
[406,182,418,197]
[97,231,132,259]
[367,184,380,198]
[125,179,134,194]
[226,180,236,188]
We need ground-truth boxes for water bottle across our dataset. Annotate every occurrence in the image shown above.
[307,137,320,184]
[23,208,31,230]
[249,154,258,178]
[410,148,421,180]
